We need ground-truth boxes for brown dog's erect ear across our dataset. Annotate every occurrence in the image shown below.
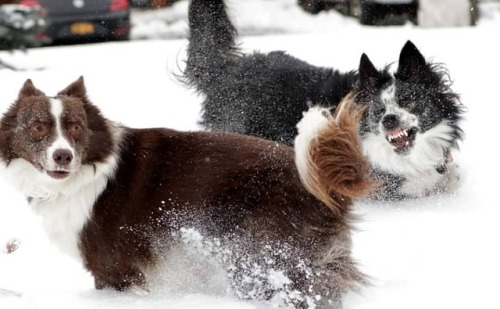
[18,79,45,98]
[58,76,87,100]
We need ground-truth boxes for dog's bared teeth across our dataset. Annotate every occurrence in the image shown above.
[403,130,408,136]
[388,130,404,140]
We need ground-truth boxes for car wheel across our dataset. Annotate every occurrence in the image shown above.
[360,2,379,25]
[130,0,150,8]
[113,32,130,41]
[298,0,325,14]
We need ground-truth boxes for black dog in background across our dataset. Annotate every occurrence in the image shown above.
[183,0,465,200]
[184,0,356,145]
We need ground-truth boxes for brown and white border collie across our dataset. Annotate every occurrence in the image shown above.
[0,77,371,308]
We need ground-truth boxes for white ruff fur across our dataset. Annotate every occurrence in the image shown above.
[0,99,123,261]
[362,121,460,197]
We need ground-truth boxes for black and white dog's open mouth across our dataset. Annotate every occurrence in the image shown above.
[386,127,418,154]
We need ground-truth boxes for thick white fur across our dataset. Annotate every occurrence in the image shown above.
[0,100,123,261]
[363,121,455,176]
[294,105,331,193]
[363,121,461,197]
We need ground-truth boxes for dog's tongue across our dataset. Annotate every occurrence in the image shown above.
[392,138,407,149]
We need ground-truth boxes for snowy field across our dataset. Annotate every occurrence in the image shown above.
[1,0,500,308]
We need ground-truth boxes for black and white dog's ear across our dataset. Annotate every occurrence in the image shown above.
[58,76,87,100]
[358,53,381,89]
[18,79,45,98]
[396,41,428,79]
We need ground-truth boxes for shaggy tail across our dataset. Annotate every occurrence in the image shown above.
[295,95,373,214]
[184,0,238,88]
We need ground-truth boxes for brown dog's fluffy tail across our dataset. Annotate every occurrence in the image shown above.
[294,95,373,214]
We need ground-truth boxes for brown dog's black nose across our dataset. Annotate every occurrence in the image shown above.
[53,149,73,165]
[382,114,400,130]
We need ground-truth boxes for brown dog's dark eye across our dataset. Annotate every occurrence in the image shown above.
[30,121,49,138]
[68,123,83,140]
[71,123,82,132]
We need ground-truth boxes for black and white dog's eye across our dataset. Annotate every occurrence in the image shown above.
[401,101,416,110]
[374,106,386,117]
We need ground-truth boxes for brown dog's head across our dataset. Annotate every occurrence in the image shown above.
[0,77,114,182]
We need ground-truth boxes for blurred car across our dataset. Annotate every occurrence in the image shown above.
[359,0,418,25]
[299,0,484,26]
[298,0,354,15]
[18,0,130,44]
[362,0,481,26]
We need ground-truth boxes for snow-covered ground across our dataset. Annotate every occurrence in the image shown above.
[1,0,500,308]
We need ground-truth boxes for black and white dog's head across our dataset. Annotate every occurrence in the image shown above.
[353,41,465,197]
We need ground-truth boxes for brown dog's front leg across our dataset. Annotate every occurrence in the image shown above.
[93,266,149,294]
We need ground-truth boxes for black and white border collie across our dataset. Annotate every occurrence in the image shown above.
[183,0,465,200]
[0,78,372,308]
[349,45,465,199]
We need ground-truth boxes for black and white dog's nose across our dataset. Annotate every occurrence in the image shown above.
[53,149,73,166]
[382,114,400,130]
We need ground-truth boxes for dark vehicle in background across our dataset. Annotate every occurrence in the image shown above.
[18,0,130,44]
[298,0,417,23]
[359,0,418,25]
[299,0,482,26]
[298,0,355,15]
[129,0,172,8]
